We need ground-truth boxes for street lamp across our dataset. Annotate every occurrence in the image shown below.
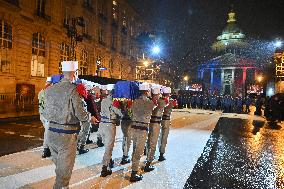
[257,75,263,82]
[274,40,282,48]
[152,45,161,55]
[143,60,149,67]
[183,75,189,81]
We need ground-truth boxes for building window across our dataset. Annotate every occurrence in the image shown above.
[84,0,93,9]
[59,42,70,72]
[0,49,12,73]
[0,20,12,49]
[64,7,70,26]
[98,0,107,19]
[79,49,88,75]
[109,59,113,69]
[37,0,46,14]
[98,28,104,45]
[31,33,45,77]
[111,33,116,50]
[0,20,12,73]
[121,38,126,55]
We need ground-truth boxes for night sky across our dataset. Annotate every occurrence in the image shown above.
[129,0,284,72]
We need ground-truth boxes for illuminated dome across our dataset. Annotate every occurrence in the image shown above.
[212,10,248,54]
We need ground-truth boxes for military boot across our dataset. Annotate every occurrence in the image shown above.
[97,138,104,147]
[144,162,155,172]
[78,146,89,155]
[109,159,114,168]
[158,153,166,161]
[86,139,93,144]
[100,165,112,177]
[42,148,51,158]
[130,171,143,182]
[120,155,131,165]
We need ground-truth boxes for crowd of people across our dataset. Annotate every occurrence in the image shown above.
[176,93,252,114]
[38,61,177,188]
[175,92,284,122]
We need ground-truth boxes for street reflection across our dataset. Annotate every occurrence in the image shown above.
[184,117,284,188]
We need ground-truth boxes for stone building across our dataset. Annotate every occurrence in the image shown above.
[0,0,149,114]
[198,10,260,96]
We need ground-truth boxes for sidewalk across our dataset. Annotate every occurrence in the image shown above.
[0,108,39,123]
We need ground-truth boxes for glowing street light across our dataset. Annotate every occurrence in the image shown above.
[274,39,282,48]
[257,75,263,82]
[152,46,161,54]
[143,60,149,67]
[183,75,189,81]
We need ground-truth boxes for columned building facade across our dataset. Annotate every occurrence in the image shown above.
[198,10,259,96]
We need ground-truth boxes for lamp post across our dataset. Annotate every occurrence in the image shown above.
[183,75,189,90]
[64,17,85,60]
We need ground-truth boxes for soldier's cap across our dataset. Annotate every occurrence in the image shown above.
[152,87,161,94]
[61,61,78,72]
[46,77,52,83]
[107,84,115,91]
[162,87,171,94]
[100,85,108,90]
[139,83,150,91]
[85,81,94,91]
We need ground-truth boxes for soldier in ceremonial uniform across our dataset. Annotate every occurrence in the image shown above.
[99,84,123,177]
[159,87,177,161]
[129,83,155,182]
[144,85,166,172]
[120,99,133,165]
[38,76,52,158]
[43,61,93,189]
[77,81,100,154]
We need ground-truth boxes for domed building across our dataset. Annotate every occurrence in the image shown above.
[212,10,248,54]
[198,9,260,96]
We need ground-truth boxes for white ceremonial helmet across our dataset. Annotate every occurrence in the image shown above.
[61,61,78,72]
[100,85,108,90]
[162,87,171,94]
[46,77,52,83]
[107,84,115,91]
[93,83,101,88]
[151,84,161,94]
[85,81,93,91]
[139,83,150,91]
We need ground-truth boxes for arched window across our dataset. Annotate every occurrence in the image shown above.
[31,33,45,77]
[0,20,12,73]
[79,49,88,75]
[59,42,70,72]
